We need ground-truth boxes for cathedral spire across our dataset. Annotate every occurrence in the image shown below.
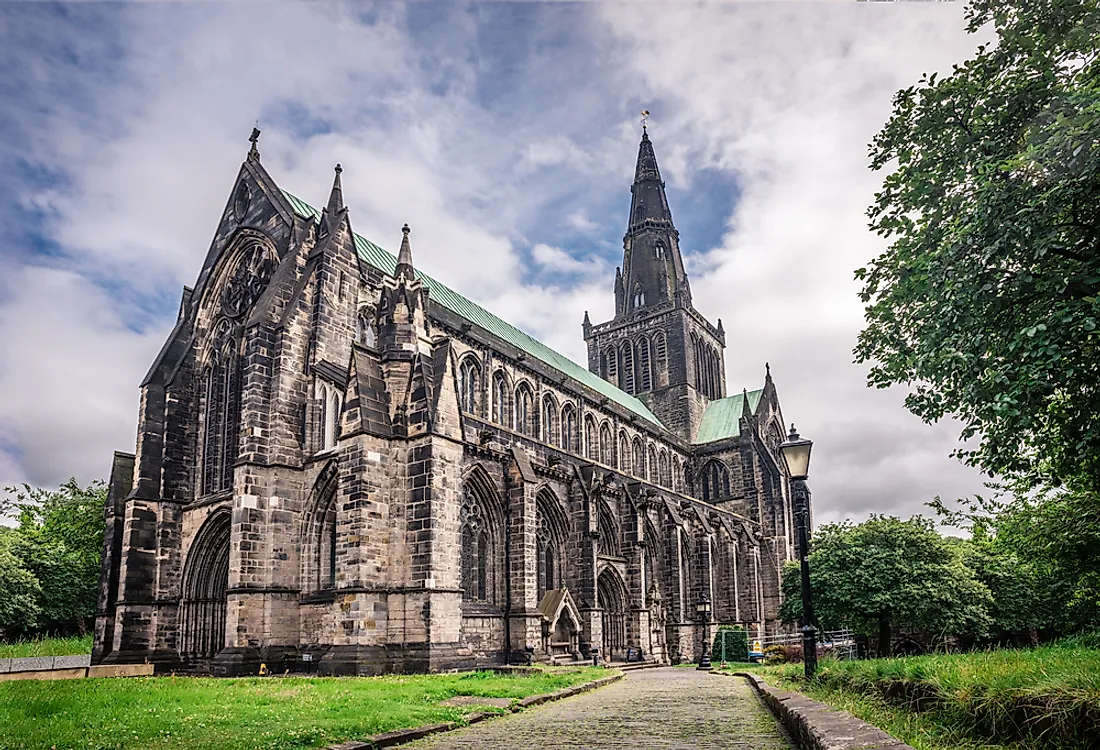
[628,129,674,230]
[617,126,691,317]
[396,223,415,280]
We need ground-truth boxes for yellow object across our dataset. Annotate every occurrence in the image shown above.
[258,663,269,676]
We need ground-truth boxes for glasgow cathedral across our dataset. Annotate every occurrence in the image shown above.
[92,125,805,675]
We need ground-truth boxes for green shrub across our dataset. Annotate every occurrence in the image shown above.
[712,626,749,663]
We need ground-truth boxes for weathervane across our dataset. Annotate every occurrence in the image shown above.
[641,109,650,132]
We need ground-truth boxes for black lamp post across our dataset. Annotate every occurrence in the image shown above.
[779,424,817,680]
[695,595,712,670]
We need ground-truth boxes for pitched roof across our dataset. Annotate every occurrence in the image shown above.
[282,190,663,427]
[694,389,764,444]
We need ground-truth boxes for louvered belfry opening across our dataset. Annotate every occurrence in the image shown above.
[178,510,231,664]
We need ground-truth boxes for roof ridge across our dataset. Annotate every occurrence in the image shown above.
[281,189,663,427]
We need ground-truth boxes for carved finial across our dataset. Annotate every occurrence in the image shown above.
[765,361,772,382]
[396,223,414,279]
[325,163,344,217]
[248,127,261,162]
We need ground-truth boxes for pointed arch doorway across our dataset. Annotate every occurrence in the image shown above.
[597,567,628,662]
[178,509,231,666]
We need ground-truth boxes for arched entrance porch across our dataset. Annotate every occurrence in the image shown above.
[178,509,231,666]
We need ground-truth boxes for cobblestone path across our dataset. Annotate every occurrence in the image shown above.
[405,667,792,749]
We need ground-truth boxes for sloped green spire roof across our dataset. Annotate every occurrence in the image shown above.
[694,389,764,444]
[282,189,663,427]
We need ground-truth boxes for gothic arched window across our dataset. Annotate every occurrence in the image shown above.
[632,438,645,480]
[535,493,566,600]
[460,490,498,604]
[584,415,598,460]
[201,331,241,496]
[647,445,658,483]
[515,383,535,436]
[458,357,481,416]
[542,395,559,446]
[699,460,732,503]
[619,342,635,394]
[654,332,668,384]
[599,422,613,466]
[316,379,343,451]
[491,370,510,426]
[654,241,665,259]
[633,286,645,308]
[658,450,671,488]
[618,432,631,474]
[637,336,653,391]
[561,404,578,453]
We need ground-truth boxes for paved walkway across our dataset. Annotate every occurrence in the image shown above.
[405,667,793,749]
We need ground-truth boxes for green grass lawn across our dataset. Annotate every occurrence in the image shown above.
[0,635,93,659]
[0,666,606,750]
[723,644,1100,750]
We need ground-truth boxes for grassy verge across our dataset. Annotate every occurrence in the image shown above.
[0,666,606,750]
[721,644,1100,750]
[0,635,93,658]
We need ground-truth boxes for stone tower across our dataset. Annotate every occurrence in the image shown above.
[584,127,727,441]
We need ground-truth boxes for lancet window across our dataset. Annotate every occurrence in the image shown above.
[515,383,535,436]
[458,357,481,416]
[599,422,613,466]
[561,404,578,453]
[200,328,241,496]
[491,370,510,426]
[542,395,559,446]
[584,415,598,461]
[316,379,343,451]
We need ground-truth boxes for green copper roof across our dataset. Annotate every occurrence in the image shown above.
[694,389,763,444]
[282,189,663,428]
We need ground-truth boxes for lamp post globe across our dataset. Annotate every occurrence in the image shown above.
[779,424,818,680]
[695,595,712,670]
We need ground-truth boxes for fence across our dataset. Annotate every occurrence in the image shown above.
[754,629,858,660]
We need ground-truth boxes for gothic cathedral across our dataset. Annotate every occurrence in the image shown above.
[92,126,803,675]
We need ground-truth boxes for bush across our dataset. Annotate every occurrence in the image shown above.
[763,644,803,664]
[712,626,749,663]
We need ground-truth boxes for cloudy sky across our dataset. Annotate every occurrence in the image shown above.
[0,1,995,526]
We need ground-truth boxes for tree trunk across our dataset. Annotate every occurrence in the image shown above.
[877,614,891,657]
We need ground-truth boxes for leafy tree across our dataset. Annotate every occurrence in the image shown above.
[1,479,106,635]
[781,516,992,655]
[856,0,1100,492]
[934,490,1100,635]
[0,532,42,638]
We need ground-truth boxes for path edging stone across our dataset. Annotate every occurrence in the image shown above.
[727,671,916,750]
[327,671,624,750]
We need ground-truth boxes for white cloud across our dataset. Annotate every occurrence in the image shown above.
[1,1,998,528]
[597,2,994,521]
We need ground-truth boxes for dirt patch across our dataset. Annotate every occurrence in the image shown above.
[438,696,513,709]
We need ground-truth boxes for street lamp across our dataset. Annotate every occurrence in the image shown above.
[695,595,712,670]
[779,424,817,680]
